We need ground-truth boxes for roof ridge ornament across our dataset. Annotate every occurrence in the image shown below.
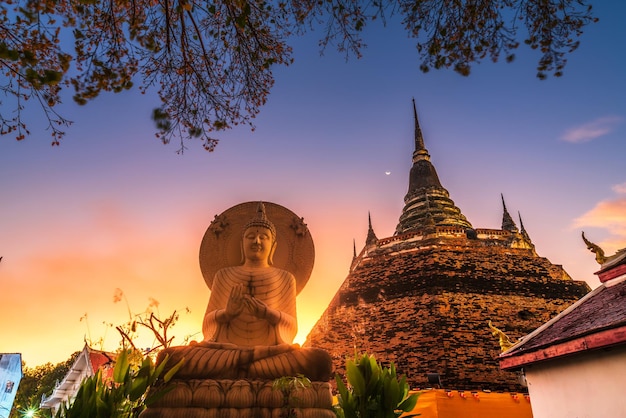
[488,320,516,352]
[582,231,607,264]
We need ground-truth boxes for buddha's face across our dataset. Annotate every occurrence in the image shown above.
[242,226,275,264]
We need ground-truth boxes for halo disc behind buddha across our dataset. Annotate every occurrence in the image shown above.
[199,201,315,294]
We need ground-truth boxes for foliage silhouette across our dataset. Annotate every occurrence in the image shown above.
[0,0,596,151]
[54,350,184,418]
[335,352,418,417]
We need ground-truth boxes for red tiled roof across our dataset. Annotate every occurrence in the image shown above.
[500,278,626,370]
[597,249,626,282]
[89,351,114,373]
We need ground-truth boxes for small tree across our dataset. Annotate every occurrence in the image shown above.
[110,289,192,357]
[52,289,188,417]
[335,353,418,418]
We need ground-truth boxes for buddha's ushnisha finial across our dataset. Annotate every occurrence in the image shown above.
[244,201,276,238]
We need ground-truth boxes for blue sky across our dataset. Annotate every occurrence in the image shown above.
[1,2,625,367]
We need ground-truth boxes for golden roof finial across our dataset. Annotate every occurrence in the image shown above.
[582,231,607,264]
[488,320,515,352]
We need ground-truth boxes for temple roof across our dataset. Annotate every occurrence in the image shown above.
[500,246,626,370]
[500,280,626,370]
[395,100,472,234]
[40,344,116,412]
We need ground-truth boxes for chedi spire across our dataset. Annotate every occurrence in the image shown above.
[395,100,472,235]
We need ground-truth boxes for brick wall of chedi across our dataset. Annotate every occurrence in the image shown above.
[304,241,590,392]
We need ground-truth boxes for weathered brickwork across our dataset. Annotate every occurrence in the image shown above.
[304,238,590,391]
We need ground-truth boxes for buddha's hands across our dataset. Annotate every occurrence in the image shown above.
[224,284,246,318]
[244,296,280,325]
[244,296,267,319]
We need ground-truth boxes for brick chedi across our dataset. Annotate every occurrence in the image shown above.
[304,101,591,392]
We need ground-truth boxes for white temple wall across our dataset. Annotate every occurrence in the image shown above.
[524,345,626,418]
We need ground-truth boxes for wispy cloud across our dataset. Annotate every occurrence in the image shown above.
[560,116,623,143]
[573,182,626,254]
[612,182,626,195]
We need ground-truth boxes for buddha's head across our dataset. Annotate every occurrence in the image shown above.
[241,202,277,266]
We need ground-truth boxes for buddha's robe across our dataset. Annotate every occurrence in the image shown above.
[157,266,332,381]
[204,266,298,346]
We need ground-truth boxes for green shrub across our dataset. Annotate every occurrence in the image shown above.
[335,353,418,418]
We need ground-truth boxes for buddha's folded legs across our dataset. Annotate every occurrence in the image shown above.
[157,342,333,381]
[158,343,246,379]
[247,346,333,381]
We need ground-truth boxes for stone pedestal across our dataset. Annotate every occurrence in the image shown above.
[140,379,335,418]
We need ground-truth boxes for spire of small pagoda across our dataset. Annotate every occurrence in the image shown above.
[395,100,472,235]
[366,212,378,246]
[501,194,519,233]
[518,211,531,242]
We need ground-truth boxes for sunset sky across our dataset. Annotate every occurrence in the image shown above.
[1,2,625,368]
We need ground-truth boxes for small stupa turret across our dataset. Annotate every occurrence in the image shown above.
[366,212,378,246]
[501,194,519,233]
[519,212,531,242]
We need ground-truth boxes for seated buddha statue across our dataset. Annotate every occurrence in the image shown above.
[157,202,332,382]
